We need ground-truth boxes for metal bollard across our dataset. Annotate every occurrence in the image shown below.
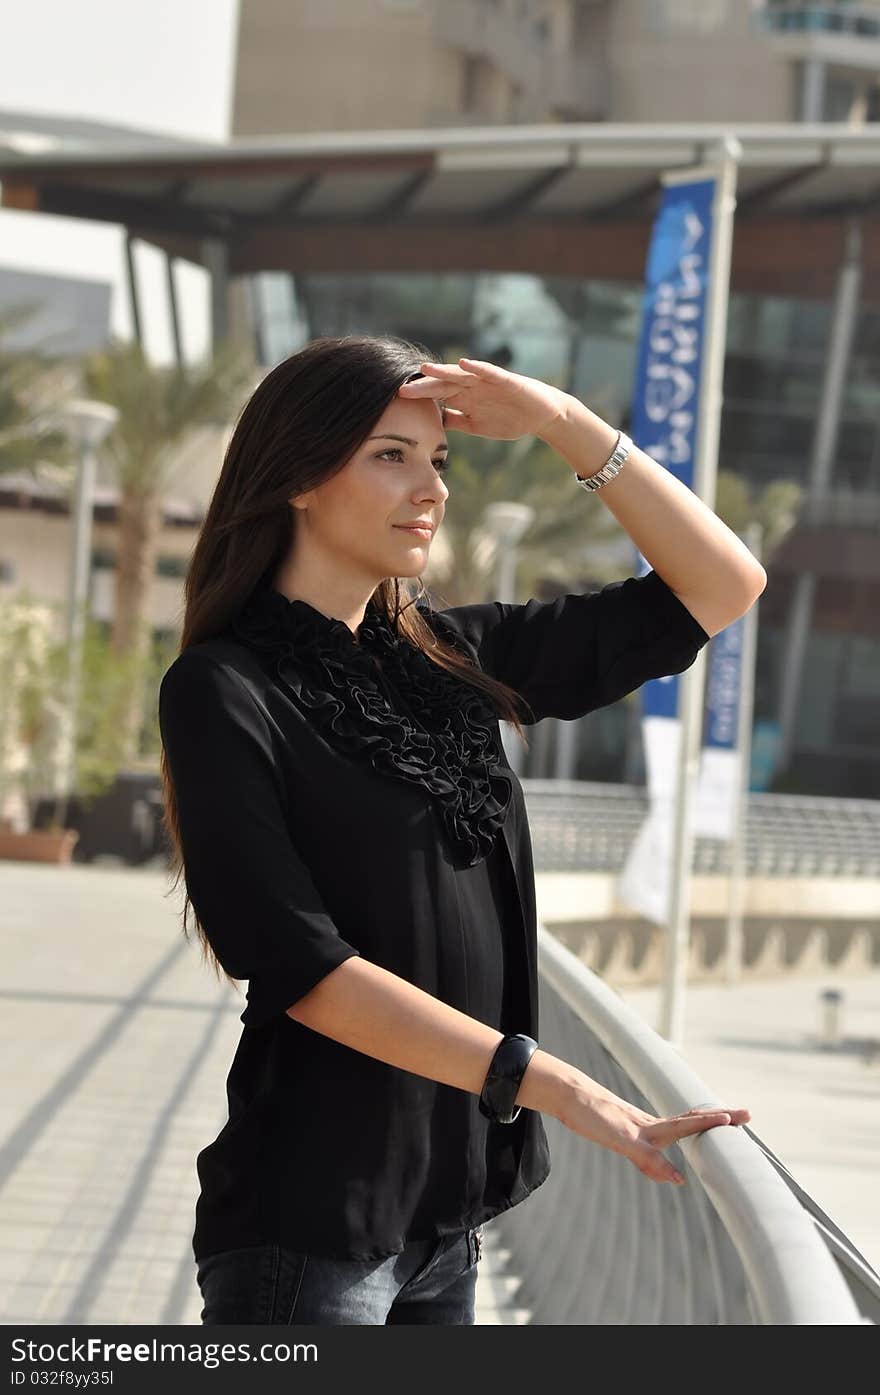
[819,988,843,1049]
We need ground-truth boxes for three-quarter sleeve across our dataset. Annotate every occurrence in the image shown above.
[429,568,712,723]
[158,648,361,1029]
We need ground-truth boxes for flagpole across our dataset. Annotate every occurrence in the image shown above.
[724,519,764,984]
[658,135,742,1047]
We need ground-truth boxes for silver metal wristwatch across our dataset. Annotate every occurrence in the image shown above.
[574,429,633,492]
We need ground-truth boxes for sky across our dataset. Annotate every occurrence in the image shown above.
[0,0,241,364]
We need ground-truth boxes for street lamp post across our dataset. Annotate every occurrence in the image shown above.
[52,399,120,829]
[482,500,534,773]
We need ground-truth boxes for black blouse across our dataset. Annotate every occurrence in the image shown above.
[157,569,711,1262]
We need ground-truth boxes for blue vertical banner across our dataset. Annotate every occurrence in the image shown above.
[631,174,714,720]
[617,172,722,923]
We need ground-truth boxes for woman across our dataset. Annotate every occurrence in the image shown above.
[158,334,757,1326]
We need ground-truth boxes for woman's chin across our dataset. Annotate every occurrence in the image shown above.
[391,559,424,578]
[385,539,429,569]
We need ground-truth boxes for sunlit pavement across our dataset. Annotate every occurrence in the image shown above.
[0,860,526,1324]
[2,858,876,1325]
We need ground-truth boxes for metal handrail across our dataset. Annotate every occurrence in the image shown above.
[491,924,876,1323]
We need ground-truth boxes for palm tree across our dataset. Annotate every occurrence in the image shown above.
[0,303,77,479]
[80,337,254,764]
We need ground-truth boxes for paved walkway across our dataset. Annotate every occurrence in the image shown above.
[0,860,523,1325]
[1,859,876,1325]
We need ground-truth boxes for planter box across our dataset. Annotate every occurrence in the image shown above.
[31,774,164,865]
[0,827,80,863]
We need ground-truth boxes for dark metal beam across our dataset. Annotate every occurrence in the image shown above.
[165,252,183,367]
[270,174,323,218]
[480,163,576,223]
[583,176,663,222]
[36,182,235,241]
[123,233,143,347]
[737,159,831,214]
[363,169,434,221]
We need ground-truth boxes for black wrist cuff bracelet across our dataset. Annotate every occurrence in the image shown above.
[478,1033,538,1124]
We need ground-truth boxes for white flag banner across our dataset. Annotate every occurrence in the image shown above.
[642,712,682,802]
[693,745,738,840]
[616,797,675,926]
[616,715,682,925]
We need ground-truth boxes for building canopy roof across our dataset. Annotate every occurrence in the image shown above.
[2,122,880,298]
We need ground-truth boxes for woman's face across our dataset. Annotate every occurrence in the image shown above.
[293,394,450,583]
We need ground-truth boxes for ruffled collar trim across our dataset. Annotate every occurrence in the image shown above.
[226,581,512,867]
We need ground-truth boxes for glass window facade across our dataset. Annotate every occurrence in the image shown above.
[247,267,879,795]
[761,2,880,40]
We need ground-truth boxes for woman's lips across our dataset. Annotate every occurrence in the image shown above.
[394,526,433,539]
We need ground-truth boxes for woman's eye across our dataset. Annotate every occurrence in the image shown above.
[378,447,448,473]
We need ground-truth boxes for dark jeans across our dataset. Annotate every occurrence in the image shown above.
[196,1224,484,1325]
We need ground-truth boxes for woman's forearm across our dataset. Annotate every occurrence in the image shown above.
[286,954,584,1120]
[286,946,749,1186]
[537,395,767,614]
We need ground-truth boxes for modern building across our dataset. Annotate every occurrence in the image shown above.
[231,0,880,135]
[1,3,878,796]
[229,1,880,798]
[0,110,219,642]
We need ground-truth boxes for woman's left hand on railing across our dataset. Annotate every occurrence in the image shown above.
[557,1075,751,1185]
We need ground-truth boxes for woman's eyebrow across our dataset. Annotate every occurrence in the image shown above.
[368,434,448,451]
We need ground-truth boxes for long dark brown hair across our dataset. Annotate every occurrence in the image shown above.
[160,333,535,990]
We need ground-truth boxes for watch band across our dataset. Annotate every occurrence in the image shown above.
[478,1033,538,1124]
[574,429,633,492]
